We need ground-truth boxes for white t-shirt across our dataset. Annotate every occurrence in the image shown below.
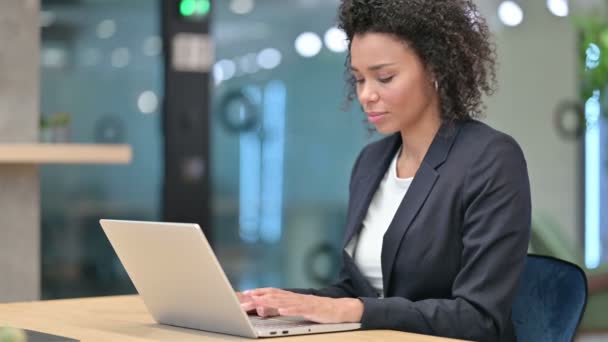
[345,147,413,297]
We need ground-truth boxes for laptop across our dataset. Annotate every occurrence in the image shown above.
[99,219,361,338]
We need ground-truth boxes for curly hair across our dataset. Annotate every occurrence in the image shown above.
[338,0,497,121]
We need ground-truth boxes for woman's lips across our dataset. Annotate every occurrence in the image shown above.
[367,112,387,123]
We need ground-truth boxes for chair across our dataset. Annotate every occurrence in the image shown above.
[530,214,608,331]
[512,254,588,342]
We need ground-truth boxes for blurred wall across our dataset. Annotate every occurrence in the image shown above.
[479,0,582,249]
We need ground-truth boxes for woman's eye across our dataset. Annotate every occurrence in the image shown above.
[355,78,365,84]
[379,76,394,83]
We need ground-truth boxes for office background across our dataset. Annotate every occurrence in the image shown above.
[0,0,607,338]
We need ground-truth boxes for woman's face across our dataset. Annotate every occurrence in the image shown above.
[350,32,438,134]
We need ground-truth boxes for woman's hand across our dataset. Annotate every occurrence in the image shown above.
[236,291,279,317]
[245,288,364,324]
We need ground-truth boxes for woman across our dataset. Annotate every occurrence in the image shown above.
[238,0,531,341]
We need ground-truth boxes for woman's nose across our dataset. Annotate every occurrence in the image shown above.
[358,84,379,104]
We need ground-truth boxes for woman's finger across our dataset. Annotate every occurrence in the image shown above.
[256,306,279,317]
[252,294,302,308]
[247,288,294,297]
[240,302,256,313]
[236,291,253,302]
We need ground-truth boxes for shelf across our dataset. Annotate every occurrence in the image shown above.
[0,144,132,164]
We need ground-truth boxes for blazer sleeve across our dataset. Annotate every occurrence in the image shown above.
[358,134,532,342]
[287,146,369,298]
[287,260,358,298]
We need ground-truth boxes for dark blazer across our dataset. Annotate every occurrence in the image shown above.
[292,119,531,342]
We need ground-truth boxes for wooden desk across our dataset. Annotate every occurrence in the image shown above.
[0,295,466,341]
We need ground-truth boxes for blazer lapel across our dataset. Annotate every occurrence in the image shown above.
[381,121,463,294]
[342,134,401,247]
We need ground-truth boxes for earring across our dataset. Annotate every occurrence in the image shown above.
[434,80,439,91]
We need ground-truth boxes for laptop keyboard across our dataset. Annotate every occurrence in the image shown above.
[249,315,317,329]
